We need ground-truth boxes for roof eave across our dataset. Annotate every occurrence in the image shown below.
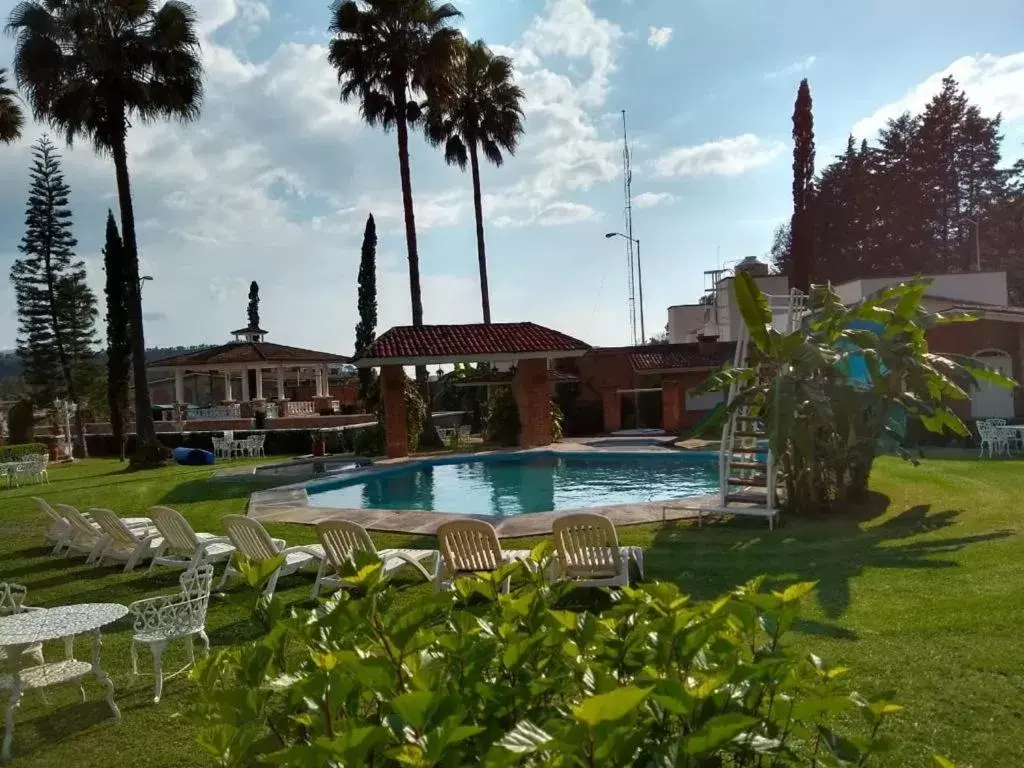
[353,348,588,368]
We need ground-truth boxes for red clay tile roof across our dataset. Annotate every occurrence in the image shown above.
[149,342,349,367]
[451,368,580,387]
[629,342,736,372]
[355,323,590,363]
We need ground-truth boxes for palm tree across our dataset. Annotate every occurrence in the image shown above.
[327,0,462,329]
[7,0,203,466]
[0,67,24,143]
[426,39,523,324]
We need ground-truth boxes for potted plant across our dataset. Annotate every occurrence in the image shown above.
[310,429,326,457]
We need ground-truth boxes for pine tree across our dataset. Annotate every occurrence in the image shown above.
[789,79,815,292]
[355,214,378,402]
[103,211,131,460]
[248,281,260,329]
[10,136,96,456]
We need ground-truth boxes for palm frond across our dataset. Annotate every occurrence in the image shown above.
[0,67,26,143]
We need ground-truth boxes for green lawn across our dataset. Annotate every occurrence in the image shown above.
[1,456,1022,766]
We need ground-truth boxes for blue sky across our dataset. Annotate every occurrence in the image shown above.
[2,0,1023,354]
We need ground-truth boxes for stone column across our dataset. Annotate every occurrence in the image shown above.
[276,367,286,401]
[254,367,264,400]
[513,358,551,448]
[241,367,250,402]
[222,372,233,403]
[602,390,621,433]
[174,369,185,404]
[662,379,681,432]
[381,365,408,459]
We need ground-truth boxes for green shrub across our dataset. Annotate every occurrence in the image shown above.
[7,399,34,444]
[193,554,900,767]
[550,399,564,441]
[484,387,519,445]
[371,377,426,454]
[0,442,48,461]
[352,425,386,457]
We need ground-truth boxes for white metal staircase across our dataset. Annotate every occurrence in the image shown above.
[712,289,807,530]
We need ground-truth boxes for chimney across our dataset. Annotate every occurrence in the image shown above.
[697,334,718,358]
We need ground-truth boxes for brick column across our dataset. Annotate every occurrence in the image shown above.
[312,395,334,414]
[602,390,621,433]
[381,365,408,459]
[662,379,682,432]
[514,358,552,448]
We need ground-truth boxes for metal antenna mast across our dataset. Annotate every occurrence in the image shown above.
[621,110,638,346]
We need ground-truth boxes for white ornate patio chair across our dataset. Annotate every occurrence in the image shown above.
[88,508,164,572]
[978,420,1010,458]
[0,584,45,670]
[211,437,227,460]
[128,565,214,703]
[550,513,644,589]
[220,515,324,598]
[147,506,237,577]
[248,434,266,459]
[31,497,69,554]
[435,519,533,593]
[311,520,437,598]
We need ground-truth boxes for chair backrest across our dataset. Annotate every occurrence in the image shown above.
[222,515,281,562]
[33,497,65,528]
[316,520,378,568]
[552,513,622,578]
[132,565,214,636]
[89,507,140,549]
[437,519,504,573]
[151,506,199,555]
[56,503,101,539]
[0,583,30,617]
[223,430,234,441]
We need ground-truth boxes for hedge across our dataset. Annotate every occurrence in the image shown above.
[0,443,49,462]
[83,427,376,459]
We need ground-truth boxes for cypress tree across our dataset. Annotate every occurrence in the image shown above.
[355,214,378,402]
[103,211,131,460]
[789,79,815,292]
[10,136,96,456]
[248,281,260,329]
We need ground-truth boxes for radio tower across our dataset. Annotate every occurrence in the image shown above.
[621,110,638,345]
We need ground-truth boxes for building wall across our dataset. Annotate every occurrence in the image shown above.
[835,271,1008,306]
[926,320,1024,418]
[668,274,790,344]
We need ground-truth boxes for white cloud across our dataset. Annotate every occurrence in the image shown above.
[632,191,676,208]
[536,201,599,227]
[647,27,673,50]
[654,134,785,178]
[763,55,817,80]
[853,52,1024,140]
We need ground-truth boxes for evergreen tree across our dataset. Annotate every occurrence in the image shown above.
[102,211,131,460]
[355,213,378,402]
[789,79,815,292]
[248,281,261,329]
[10,135,97,456]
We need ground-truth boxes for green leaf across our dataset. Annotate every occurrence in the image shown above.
[498,720,552,754]
[682,713,758,756]
[734,271,773,353]
[391,690,436,729]
[573,686,651,726]
[776,581,817,603]
[932,756,958,768]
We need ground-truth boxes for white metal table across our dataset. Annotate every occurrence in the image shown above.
[0,603,127,762]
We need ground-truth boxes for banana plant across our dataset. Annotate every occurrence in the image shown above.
[703,273,1016,512]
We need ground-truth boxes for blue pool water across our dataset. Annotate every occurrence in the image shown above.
[307,452,719,517]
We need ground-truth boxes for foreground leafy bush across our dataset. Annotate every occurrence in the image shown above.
[193,553,899,766]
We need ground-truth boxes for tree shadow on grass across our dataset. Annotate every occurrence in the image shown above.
[157,479,270,505]
[649,492,1013,622]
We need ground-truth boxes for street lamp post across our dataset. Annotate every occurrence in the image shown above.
[604,232,646,343]
[961,218,981,272]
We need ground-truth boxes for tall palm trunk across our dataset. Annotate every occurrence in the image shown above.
[469,142,491,324]
[110,127,158,461]
[393,86,439,448]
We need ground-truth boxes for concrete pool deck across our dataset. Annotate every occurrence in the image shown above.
[247,440,724,538]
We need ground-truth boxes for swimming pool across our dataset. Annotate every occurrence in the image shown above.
[306,451,719,517]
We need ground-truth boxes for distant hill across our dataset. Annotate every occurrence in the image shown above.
[0,345,215,378]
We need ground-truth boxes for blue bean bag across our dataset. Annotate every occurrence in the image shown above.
[172,446,215,466]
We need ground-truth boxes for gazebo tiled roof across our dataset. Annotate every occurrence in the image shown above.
[452,368,580,387]
[149,341,349,368]
[355,322,590,366]
[629,342,736,373]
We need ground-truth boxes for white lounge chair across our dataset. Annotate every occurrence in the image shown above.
[147,506,236,578]
[220,515,324,597]
[550,513,644,589]
[311,520,437,598]
[32,497,70,554]
[435,519,533,593]
[128,565,214,703]
[89,508,164,572]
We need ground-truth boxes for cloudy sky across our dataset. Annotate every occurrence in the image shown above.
[1,0,1023,354]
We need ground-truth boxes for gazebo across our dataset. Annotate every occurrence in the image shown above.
[354,322,590,458]
[148,326,350,418]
